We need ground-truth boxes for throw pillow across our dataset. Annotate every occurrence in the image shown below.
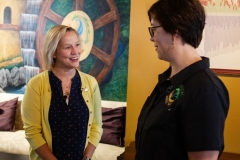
[0,97,18,131]
[100,106,126,146]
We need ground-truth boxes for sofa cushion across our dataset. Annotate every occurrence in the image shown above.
[0,97,18,131]
[0,93,24,130]
[100,106,126,146]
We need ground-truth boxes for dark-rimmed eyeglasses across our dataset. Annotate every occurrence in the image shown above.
[148,26,162,37]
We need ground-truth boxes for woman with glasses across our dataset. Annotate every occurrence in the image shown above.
[135,0,229,160]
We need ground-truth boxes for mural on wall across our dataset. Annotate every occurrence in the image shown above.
[198,0,240,74]
[0,0,130,102]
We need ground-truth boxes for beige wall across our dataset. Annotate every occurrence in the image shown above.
[126,0,240,154]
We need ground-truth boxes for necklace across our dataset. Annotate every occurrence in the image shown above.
[50,69,73,101]
[63,81,71,98]
[64,90,70,97]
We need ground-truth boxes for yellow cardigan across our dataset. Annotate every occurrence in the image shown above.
[22,70,102,160]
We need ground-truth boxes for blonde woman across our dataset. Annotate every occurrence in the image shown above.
[22,25,102,160]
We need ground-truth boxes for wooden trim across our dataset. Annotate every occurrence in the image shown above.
[212,68,240,75]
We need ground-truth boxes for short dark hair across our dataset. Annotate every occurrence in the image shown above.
[148,0,205,48]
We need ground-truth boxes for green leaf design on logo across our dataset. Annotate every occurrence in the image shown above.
[165,84,185,106]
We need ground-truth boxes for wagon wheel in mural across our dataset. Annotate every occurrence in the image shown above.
[36,0,120,84]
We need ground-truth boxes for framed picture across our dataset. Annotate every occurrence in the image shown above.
[198,0,240,75]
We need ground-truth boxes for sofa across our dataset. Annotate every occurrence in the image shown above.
[0,93,126,160]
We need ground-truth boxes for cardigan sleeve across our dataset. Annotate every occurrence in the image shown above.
[88,77,103,147]
[21,75,47,150]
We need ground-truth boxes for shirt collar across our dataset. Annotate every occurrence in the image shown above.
[158,57,210,87]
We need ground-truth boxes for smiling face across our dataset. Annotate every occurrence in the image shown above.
[53,31,81,70]
[150,18,174,61]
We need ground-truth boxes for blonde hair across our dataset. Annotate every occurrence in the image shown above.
[42,25,82,70]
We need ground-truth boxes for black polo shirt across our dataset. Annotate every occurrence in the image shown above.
[135,57,229,160]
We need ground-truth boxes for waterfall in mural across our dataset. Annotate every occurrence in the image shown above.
[20,31,36,49]
[26,0,42,15]
[20,0,43,84]
[21,14,38,31]
[21,49,35,66]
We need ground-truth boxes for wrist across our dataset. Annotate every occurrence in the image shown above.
[82,155,91,160]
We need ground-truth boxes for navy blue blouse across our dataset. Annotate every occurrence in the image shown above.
[48,70,89,160]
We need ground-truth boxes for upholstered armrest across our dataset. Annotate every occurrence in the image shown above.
[0,130,29,155]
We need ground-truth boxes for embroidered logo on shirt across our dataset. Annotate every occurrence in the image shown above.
[165,84,185,106]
